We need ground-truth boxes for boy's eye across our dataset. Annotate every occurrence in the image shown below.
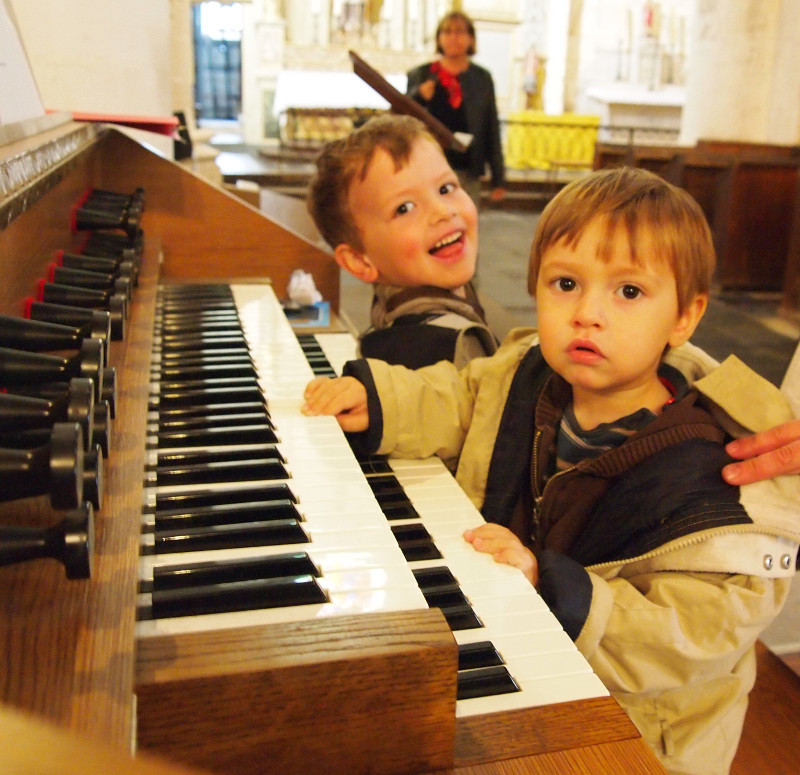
[619,284,642,300]
[440,182,457,195]
[395,201,415,216]
[555,277,576,292]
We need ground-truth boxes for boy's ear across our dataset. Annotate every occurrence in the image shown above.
[668,293,708,348]
[333,243,379,283]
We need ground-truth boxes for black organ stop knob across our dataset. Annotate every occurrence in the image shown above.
[6,381,110,458]
[0,424,102,511]
[0,502,94,579]
[36,280,126,341]
[0,422,84,510]
[80,230,142,264]
[0,341,104,401]
[71,189,141,238]
[24,298,112,347]
[0,378,94,449]
[54,249,138,287]
[47,263,132,303]
[0,313,108,362]
[80,186,144,221]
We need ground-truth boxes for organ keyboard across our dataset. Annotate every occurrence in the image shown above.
[0,117,668,774]
[136,282,607,722]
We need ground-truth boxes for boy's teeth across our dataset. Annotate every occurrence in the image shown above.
[433,231,462,250]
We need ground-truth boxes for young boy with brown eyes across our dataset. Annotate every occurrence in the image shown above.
[302,166,799,775]
[307,114,497,369]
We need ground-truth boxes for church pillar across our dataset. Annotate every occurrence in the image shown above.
[680,0,800,145]
[169,0,195,126]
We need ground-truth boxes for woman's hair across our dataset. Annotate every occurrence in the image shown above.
[306,114,440,252]
[528,166,716,313]
[435,11,476,56]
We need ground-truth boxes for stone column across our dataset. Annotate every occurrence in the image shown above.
[680,0,800,145]
[169,0,195,126]
[241,0,286,145]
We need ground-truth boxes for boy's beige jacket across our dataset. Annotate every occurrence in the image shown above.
[366,330,799,775]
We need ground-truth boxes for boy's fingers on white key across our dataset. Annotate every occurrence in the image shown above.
[302,376,366,416]
[301,376,333,414]
[303,375,330,399]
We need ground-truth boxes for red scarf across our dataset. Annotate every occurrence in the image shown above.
[430,61,462,109]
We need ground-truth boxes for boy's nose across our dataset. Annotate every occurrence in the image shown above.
[430,198,457,222]
[571,293,606,329]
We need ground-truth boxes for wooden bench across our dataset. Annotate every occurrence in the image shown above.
[594,141,800,312]
[731,640,800,774]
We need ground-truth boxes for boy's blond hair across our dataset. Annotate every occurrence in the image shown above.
[307,114,441,253]
[529,166,715,313]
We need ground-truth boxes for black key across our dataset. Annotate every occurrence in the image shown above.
[457,666,520,701]
[413,566,458,589]
[152,518,309,553]
[391,523,434,542]
[153,457,289,487]
[367,474,420,519]
[391,523,442,562]
[156,363,258,381]
[157,336,249,352]
[153,499,301,530]
[155,385,266,407]
[153,445,284,469]
[156,376,259,392]
[155,348,251,364]
[149,483,296,514]
[148,551,320,591]
[419,582,470,610]
[457,641,505,671]
[157,412,273,432]
[440,603,483,630]
[380,501,421,520]
[366,474,403,493]
[154,401,268,421]
[149,575,328,618]
[359,457,393,475]
[155,424,279,448]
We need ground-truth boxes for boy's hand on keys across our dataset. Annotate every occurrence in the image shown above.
[464,523,539,586]
[302,376,370,432]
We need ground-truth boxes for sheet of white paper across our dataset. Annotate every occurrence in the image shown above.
[0,0,45,125]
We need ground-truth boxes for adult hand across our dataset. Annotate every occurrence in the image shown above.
[723,419,800,485]
[301,376,370,433]
[464,523,538,586]
[418,79,436,101]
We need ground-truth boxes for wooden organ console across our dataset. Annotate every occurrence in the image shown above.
[0,116,668,774]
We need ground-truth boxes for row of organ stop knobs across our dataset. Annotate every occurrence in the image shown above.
[0,187,145,579]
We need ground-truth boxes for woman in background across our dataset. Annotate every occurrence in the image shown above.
[406,10,506,207]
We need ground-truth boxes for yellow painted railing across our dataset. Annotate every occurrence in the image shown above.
[505,112,600,171]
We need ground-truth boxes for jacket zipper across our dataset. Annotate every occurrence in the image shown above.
[532,427,577,542]
[587,523,799,571]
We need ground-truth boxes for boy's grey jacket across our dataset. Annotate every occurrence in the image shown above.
[359,282,497,369]
[407,61,506,189]
[342,329,799,775]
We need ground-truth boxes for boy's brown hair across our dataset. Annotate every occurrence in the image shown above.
[528,166,716,313]
[307,114,440,253]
